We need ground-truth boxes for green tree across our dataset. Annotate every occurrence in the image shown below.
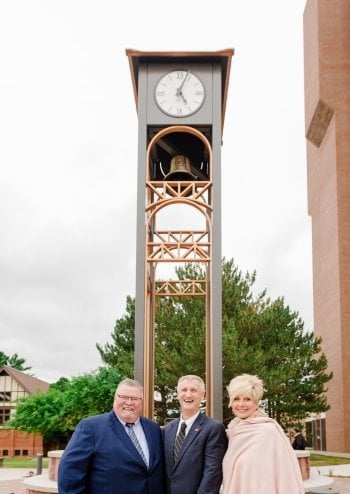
[96,296,135,378]
[8,387,67,447]
[96,264,207,420]
[9,366,123,445]
[10,260,331,439]
[255,298,331,427]
[154,274,207,419]
[0,351,31,371]
[97,258,332,427]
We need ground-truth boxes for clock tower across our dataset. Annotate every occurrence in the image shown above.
[126,49,234,419]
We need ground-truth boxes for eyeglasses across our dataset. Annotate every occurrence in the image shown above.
[116,394,143,402]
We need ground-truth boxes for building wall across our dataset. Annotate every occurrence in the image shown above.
[0,372,27,425]
[0,368,48,457]
[304,0,350,452]
[0,430,43,457]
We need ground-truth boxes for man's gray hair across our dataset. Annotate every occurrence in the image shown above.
[115,378,144,396]
[177,375,205,392]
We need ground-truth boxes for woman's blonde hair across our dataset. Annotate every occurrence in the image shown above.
[227,374,264,407]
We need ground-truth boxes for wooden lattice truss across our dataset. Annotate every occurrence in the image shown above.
[146,180,212,298]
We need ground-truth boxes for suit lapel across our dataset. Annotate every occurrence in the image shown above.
[140,417,154,469]
[108,411,147,467]
[169,418,180,446]
[173,413,205,467]
[166,419,179,468]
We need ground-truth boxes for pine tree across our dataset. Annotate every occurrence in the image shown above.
[97,259,332,426]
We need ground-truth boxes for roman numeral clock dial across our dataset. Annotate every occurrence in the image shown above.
[155,70,205,117]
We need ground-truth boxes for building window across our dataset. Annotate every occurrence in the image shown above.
[2,450,8,456]
[0,392,11,401]
[14,450,20,456]
[22,449,29,456]
[0,408,11,426]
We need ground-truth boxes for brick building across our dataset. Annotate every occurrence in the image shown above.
[304,0,350,451]
[0,365,50,457]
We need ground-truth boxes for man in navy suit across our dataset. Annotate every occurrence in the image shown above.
[58,378,165,494]
[163,375,227,494]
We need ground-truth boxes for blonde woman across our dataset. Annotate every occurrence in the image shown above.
[222,374,304,494]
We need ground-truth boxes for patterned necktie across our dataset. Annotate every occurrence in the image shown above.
[125,423,148,466]
[173,421,187,463]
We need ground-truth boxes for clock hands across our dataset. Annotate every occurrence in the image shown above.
[179,93,188,104]
[175,70,190,104]
[175,70,189,96]
[155,69,204,117]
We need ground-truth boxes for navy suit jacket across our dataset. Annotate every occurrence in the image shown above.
[58,410,165,494]
[163,412,227,494]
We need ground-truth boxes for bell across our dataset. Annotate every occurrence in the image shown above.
[164,155,197,181]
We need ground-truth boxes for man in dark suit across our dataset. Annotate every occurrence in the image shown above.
[58,378,165,494]
[163,375,227,494]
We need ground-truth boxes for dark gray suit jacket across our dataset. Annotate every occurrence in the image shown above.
[163,412,227,494]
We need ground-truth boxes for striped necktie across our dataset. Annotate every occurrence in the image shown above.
[125,423,148,466]
[173,421,187,462]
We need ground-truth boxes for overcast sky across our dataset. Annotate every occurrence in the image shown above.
[0,0,311,383]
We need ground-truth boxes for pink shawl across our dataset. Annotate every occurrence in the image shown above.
[222,416,304,494]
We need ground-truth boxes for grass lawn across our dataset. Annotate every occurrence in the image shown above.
[310,454,350,467]
[1,457,49,468]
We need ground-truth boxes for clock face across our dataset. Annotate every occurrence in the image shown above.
[155,70,205,117]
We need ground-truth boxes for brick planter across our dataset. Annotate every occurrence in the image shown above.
[296,450,310,480]
[24,450,63,494]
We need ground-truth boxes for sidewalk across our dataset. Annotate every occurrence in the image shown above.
[325,477,350,493]
[1,466,350,493]
[0,468,39,494]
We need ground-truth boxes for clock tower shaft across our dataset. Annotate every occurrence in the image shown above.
[126,49,234,420]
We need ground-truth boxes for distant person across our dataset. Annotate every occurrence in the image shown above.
[222,374,304,493]
[163,374,227,494]
[292,428,306,450]
[58,378,165,494]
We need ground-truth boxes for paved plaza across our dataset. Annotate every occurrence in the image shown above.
[1,465,350,494]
